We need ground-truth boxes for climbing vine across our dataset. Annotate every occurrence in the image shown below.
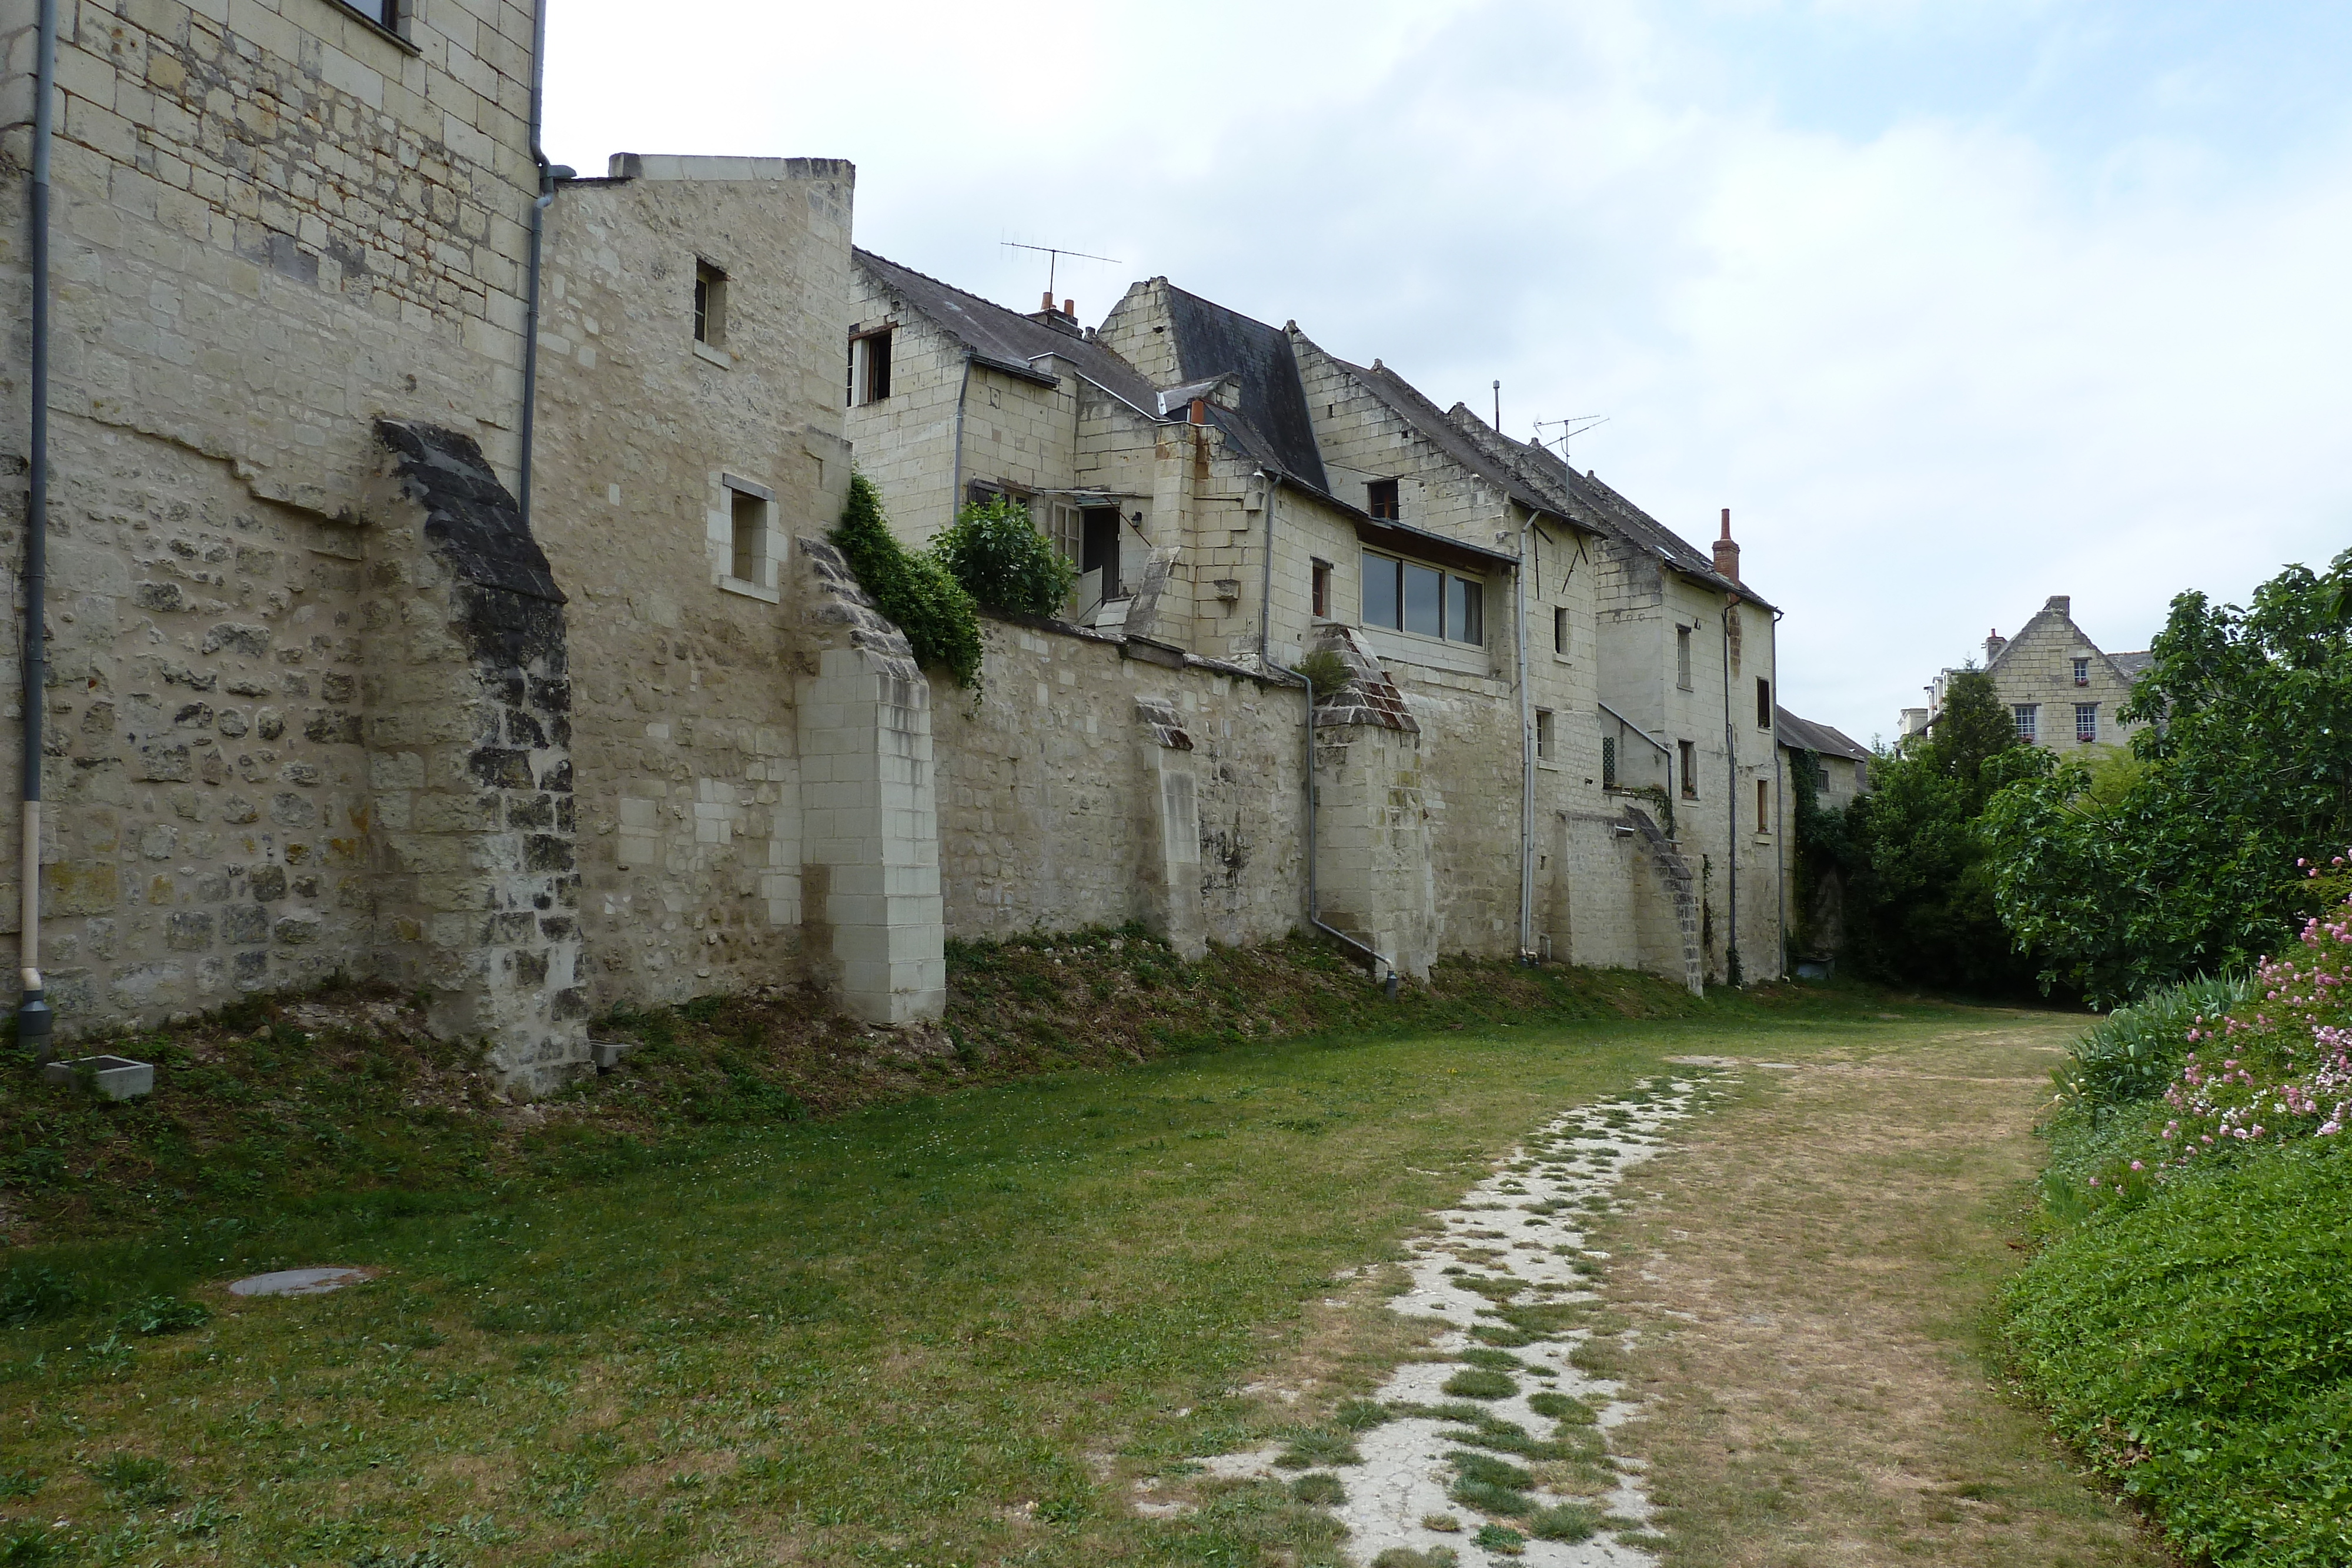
[831,473,983,688]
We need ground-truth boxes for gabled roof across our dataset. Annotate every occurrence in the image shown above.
[1336,353,1563,522]
[854,249,1162,415]
[1980,596,2147,690]
[1775,706,1870,763]
[2110,650,2153,678]
[1162,285,1328,490]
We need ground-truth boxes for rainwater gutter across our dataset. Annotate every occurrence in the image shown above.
[16,0,57,1054]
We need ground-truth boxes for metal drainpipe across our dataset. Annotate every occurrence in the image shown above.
[1721,598,1739,987]
[1513,506,1535,963]
[1255,470,1278,668]
[515,0,560,527]
[947,349,973,524]
[16,0,58,1055]
[1299,669,1396,991]
[1771,605,1786,978]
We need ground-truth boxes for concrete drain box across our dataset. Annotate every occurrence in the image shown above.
[41,1055,155,1101]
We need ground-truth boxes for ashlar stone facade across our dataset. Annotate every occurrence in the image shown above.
[1902,594,2149,757]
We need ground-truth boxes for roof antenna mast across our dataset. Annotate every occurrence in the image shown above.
[1533,414,1610,467]
[1001,240,1122,308]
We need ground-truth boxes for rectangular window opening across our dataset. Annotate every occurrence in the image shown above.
[848,326,893,405]
[1676,626,1693,690]
[1756,677,1771,729]
[1311,559,1332,620]
[1445,574,1482,644]
[1366,478,1400,520]
[2073,657,2091,687]
[1045,501,1083,570]
[694,260,727,347]
[2076,703,2099,743]
[1757,778,1770,833]
[2013,704,2039,743]
[1360,549,1482,645]
[1553,605,1569,656]
[335,0,399,29]
[1601,735,1618,789]
[729,487,769,585]
[1084,508,1123,599]
[1678,739,1698,798]
[1535,708,1555,762]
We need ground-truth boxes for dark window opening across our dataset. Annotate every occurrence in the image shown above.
[1678,740,1698,798]
[1676,625,1693,688]
[1535,708,1555,761]
[1756,676,1771,729]
[730,488,766,583]
[694,260,727,346]
[336,0,398,28]
[1757,778,1770,832]
[1602,735,1618,789]
[1366,478,1400,520]
[1311,559,1332,619]
[848,327,893,405]
[1553,605,1569,656]
[1082,507,1122,599]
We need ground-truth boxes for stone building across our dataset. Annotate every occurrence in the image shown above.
[1899,595,2149,756]
[4,0,1796,1089]
[1775,705,1869,969]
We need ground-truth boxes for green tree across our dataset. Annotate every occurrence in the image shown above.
[930,495,1077,618]
[1842,669,2053,993]
[830,473,983,687]
[1984,549,2352,1005]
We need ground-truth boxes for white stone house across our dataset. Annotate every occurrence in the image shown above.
[1900,594,2150,757]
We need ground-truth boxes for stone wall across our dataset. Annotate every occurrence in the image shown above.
[1979,594,2145,755]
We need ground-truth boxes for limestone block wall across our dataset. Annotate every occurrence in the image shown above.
[1979,595,2146,755]
[1291,333,1518,541]
[531,156,854,1011]
[930,616,1308,952]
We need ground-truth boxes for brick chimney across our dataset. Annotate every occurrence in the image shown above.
[1712,507,1740,584]
[1986,628,2006,661]
[2044,594,2071,617]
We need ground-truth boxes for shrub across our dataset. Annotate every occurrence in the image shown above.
[830,472,982,687]
[1295,647,1351,696]
[930,495,1076,618]
[2059,973,2253,1109]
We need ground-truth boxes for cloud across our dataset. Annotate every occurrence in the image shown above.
[543,0,2352,743]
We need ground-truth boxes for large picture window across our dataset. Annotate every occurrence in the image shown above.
[1361,550,1482,645]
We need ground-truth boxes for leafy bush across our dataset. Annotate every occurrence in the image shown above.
[830,472,983,687]
[2003,1141,2352,1567]
[930,494,1076,618]
[2059,973,2252,1108]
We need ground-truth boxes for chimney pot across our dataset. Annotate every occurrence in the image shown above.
[1063,297,1075,317]
[1986,628,2007,661]
[1712,507,1741,584]
[1041,290,1055,312]
[1188,397,1207,426]
[2045,594,2071,616]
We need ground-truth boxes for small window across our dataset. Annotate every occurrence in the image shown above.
[336,0,397,28]
[1756,677,1771,729]
[725,482,773,590]
[1601,735,1618,789]
[1678,739,1698,798]
[1045,501,1082,569]
[1676,626,1693,690]
[694,260,727,347]
[2075,703,2098,743]
[848,327,893,406]
[1757,778,1770,833]
[2014,704,2039,743]
[1311,559,1332,619]
[1535,708,1555,761]
[1553,605,1569,657]
[1366,479,1399,520]
[2073,657,2090,687]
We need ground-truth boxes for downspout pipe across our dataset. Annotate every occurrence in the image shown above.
[1771,604,1786,979]
[1514,507,1535,963]
[1255,470,1277,668]
[1299,669,1396,992]
[515,0,567,529]
[947,348,974,523]
[1722,598,1740,988]
[17,0,58,1055]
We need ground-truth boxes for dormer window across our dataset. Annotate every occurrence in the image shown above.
[1366,479,1400,520]
[693,260,728,347]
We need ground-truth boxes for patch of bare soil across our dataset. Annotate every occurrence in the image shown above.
[1594,1022,2178,1568]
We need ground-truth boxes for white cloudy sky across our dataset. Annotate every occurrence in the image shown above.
[543,0,2352,745]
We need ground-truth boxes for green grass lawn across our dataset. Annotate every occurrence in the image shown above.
[2,991,1978,1567]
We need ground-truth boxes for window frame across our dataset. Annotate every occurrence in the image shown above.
[1535,708,1555,763]
[1756,778,1770,834]
[1552,604,1569,658]
[1678,739,1698,799]
[1358,547,1485,647]
[1755,676,1771,730]
[693,259,729,349]
[2072,657,2091,687]
[1365,478,1401,521]
[1676,625,1693,690]
[328,0,409,44]
[1311,558,1332,620]
[718,473,778,601]
[847,325,894,406]
[2074,702,2099,743]
[2013,703,2039,743]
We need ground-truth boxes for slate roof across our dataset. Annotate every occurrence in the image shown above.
[853,249,1163,415]
[1162,285,1329,490]
[1322,349,1768,609]
[1775,706,1870,763]
[2110,650,2153,678]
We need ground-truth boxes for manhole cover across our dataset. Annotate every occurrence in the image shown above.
[227,1267,372,1298]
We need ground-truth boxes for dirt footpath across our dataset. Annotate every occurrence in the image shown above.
[1599,1021,2175,1568]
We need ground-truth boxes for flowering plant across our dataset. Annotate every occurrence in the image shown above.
[2075,853,2352,1203]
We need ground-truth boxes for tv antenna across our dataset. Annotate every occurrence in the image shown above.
[1001,240,1123,300]
[1533,414,1609,464]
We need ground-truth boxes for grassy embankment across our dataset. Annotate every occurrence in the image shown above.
[2003,948,2352,1568]
[1,936,1992,1566]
